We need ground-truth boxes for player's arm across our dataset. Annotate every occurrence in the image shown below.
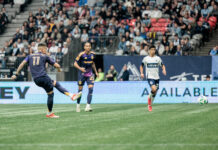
[162,64,166,76]
[140,63,144,79]
[53,63,61,72]
[74,61,86,73]
[92,62,99,77]
[160,58,166,76]
[12,60,27,80]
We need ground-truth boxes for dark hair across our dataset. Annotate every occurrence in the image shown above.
[38,43,47,47]
[149,45,156,50]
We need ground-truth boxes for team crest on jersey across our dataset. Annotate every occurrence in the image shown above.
[91,55,94,59]
[84,57,87,59]
[150,81,153,85]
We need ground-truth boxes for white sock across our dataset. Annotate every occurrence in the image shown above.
[77,104,80,108]
[47,112,52,115]
[69,93,74,97]
[86,104,90,108]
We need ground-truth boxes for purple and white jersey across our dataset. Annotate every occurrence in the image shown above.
[75,51,95,77]
[24,53,55,79]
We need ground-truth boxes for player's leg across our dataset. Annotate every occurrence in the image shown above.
[76,86,83,112]
[53,80,82,101]
[85,76,95,112]
[34,77,59,118]
[147,79,157,111]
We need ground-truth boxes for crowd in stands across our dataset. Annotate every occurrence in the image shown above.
[0,0,218,70]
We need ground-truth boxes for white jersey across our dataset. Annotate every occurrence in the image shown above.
[142,55,163,80]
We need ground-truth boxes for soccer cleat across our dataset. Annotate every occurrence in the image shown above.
[71,92,82,101]
[85,105,92,112]
[76,105,81,112]
[148,105,152,112]
[46,113,59,118]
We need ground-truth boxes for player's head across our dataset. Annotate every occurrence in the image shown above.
[206,75,211,81]
[38,43,47,54]
[149,45,156,56]
[84,42,91,52]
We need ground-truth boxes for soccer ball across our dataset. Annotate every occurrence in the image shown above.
[198,96,208,104]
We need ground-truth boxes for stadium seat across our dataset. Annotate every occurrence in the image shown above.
[150,18,157,23]
[209,16,217,24]
[158,18,169,23]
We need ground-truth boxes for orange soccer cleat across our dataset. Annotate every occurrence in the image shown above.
[46,113,59,118]
[148,105,152,112]
[71,92,82,101]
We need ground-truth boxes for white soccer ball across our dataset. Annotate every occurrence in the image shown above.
[198,96,208,104]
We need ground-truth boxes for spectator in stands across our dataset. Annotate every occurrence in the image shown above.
[49,41,58,56]
[163,46,171,56]
[13,28,23,42]
[16,38,24,49]
[17,47,27,58]
[106,65,117,81]
[62,42,68,55]
[155,41,164,56]
[4,41,11,56]
[11,43,20,56]
[129,45,138,56]
[181,38,192,56]
[0,48,6,68]
[51,28,61,41]
[175,45,182,56]
[89,28,99,49]
[209,46,218,56]
[81,29,89,44]
[95,68,105,82]
[201,3,210,19]
[134,31,144,43]
[185,24,195,38]
[142,14,151,28]
[173,34,180,47]
[161,35,169,46]
[172,22,182,38]
[117,37,127,55]
[120,64,129,81]
[195,21,206,45]
[169,41,177,55]
[140,45,149,56]
[56,47,64,65]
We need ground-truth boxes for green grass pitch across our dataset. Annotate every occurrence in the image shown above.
[0,104,218,150]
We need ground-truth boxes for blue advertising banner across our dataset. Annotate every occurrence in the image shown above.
[0,81,217,104]
[212,56,218,80]
[104,56,212,81]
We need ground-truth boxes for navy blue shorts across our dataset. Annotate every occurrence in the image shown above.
[78,75,94,86]
[147,79,159,90]
[34,76,53,93]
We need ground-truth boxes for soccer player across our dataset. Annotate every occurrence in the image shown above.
[74,42,98,112]
[12,43,82,118]
[140,45,166,111]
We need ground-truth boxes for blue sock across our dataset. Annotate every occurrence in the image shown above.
[55,81,68,94]
[87,87,93,104]
[47,93,54,112]
[77,89,82,104]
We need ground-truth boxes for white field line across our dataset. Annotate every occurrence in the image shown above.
[0,143,217,147]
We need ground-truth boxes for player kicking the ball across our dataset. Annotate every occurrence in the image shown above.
[12,43,82,118]
[140,45,166,111]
